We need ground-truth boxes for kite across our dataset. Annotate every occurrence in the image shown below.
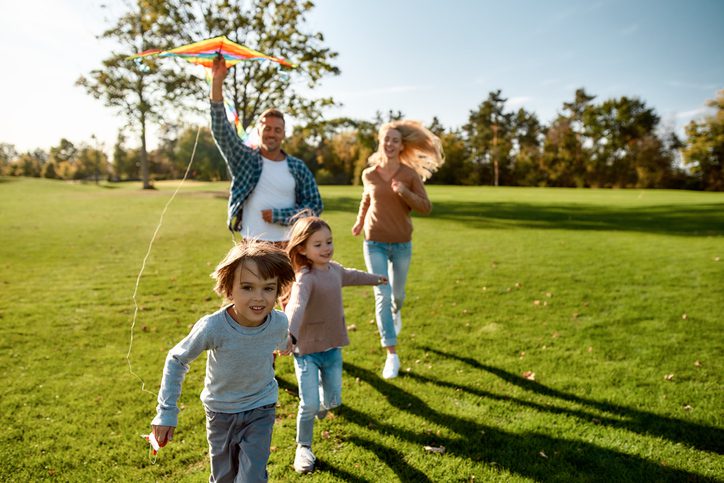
[129,35,295,139]
[128,34,296,69]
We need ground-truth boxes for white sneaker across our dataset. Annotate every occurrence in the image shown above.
[382,354,400,379]
[294,445,316,474]
[393,311,402,335]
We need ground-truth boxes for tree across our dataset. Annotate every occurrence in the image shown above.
[0,143,18,176]
[174,126,228,181]
[112,132,135,180]
[47,138,78,179]
[682,90,724,191]
[464,90,513,186]
[510,108,544,186]
[77,0,196,189]
[14,149,47,177]
[193,0,340,129]
[584,96,660,187]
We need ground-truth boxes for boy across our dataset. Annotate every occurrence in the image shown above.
[151,240,295,482]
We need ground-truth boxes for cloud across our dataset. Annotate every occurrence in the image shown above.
[508,96,532,107]
[339,84,433,97]
[674,107,711,120]
[667,80,721,91]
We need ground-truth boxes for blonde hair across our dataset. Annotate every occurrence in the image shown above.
[211,239,295,304]
[368,120,445,181]
[286,216,332,272]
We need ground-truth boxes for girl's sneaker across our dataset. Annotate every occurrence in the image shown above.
[294,445,316,473]
[382,353,400,379]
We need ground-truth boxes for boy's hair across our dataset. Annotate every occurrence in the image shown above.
[211,239,295,303]
[286,216,332,272]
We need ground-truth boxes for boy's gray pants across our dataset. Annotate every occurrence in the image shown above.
[205,404,276,483]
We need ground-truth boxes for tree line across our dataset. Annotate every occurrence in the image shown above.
[0,0,721,190]
[2,88,722,190]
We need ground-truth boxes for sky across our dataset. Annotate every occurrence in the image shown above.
[1,0,722,155]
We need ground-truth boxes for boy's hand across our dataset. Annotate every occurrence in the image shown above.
[152,425,175,448]
[278,334,294,355]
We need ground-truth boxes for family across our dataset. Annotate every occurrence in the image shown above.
[149,56,444,481]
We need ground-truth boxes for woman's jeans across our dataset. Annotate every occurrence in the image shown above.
[363,240,412,348]
[293,348,343,446]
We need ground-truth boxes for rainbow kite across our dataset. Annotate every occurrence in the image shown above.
[130,35,294,140]
[129,35,295,69]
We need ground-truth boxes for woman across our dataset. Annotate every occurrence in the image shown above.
[351,120,444,379]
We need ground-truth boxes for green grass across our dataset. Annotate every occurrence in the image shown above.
[1,177,722,482]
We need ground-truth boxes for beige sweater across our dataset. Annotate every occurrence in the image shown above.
[285,261,381,355]
[355,164,431,243]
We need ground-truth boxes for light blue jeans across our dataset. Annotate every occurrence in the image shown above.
[293,348,343,447]
[363,240,413,348]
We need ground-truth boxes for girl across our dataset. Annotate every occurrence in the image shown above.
[283,217,387,473]
[151,240,295,482]
[351,120,444,379]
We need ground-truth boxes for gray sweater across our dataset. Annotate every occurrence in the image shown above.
[152,306,288,427]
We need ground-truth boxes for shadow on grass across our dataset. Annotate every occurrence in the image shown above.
[323,196,724,237]
[341,361,714,482]
[430,200,724,236]
[422,346,723,455]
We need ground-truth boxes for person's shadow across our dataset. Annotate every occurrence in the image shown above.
[336,356,717,482]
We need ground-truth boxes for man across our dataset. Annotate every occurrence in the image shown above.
[210,56,322,245]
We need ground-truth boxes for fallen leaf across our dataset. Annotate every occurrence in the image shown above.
[347,324,357,331]
[519,351,526,359]
[552,331,560,338]
[664,374,674,381]
[369,319,375,324]
[522,371,536,381]
[515,282,521,288]
[482,286,487,291]
[545,292,552,297]
[714,256,720,262]
[694,360,702,367]
[322,431,330,439]
[682,313,688,320]
[405,367,412,372]
[539,450,548,459]
[424,445,446,454]
[270,446,278,452]
[587,346,593,353]
[533,300,541,305]
[683,404,693,411]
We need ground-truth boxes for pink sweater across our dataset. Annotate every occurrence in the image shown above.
[355,164,432,243]
[285,261,381,355]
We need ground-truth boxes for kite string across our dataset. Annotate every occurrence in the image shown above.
[126,126,202,396]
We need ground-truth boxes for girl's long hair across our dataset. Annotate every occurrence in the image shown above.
[367,120,445,181]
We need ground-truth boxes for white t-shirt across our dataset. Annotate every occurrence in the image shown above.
[241,156,296,241]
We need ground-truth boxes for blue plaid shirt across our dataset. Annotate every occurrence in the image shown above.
[210,101,323,232]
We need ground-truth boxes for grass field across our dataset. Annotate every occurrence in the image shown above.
[0,177,722,482]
